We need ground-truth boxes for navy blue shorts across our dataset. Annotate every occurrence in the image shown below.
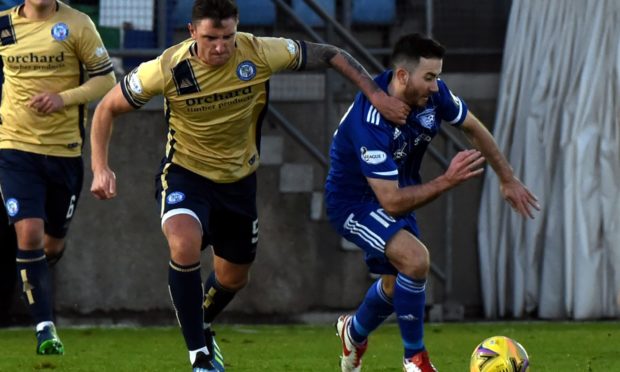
[327,199,420,275]
[0,149,83,239]
[155,163,258,264]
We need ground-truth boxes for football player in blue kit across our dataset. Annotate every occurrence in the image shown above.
[326,34,540,372]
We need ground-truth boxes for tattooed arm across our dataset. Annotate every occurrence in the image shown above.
[304,41,409,124]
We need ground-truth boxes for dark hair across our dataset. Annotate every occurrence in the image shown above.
[390,33,446,69]
[192,0,238,26]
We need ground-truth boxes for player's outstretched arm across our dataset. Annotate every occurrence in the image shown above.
[90,83,135,200]
[460,112,541,218]
[303,41,410,125]
[29,72,116,114]
[368,149,485,217]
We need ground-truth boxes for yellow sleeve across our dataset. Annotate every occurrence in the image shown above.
[59,71,116,106]
[256,37,305,73]
[74,15,114,77]
[120,58,164,108]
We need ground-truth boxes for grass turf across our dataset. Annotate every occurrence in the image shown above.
[0,321,618,371]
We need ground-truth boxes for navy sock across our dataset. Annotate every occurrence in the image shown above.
[203,271,236,324]
[16,248,53,324]
[168,260,205,351]
[349,278,393,344]
[394,273,426,358]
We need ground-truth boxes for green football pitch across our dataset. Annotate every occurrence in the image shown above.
[0,321,618,371]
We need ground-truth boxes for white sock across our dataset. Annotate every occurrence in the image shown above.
[36,321,54,332]
[189,346,210,365]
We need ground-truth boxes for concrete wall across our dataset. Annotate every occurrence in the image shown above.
[48,73,499,324]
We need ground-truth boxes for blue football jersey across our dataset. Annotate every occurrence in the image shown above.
[325,70,468,207]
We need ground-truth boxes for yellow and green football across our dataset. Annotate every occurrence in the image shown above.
[470,335,530,372]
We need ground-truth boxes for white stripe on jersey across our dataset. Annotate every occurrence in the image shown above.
[344,213,385,253]
[446,92,464,124]
[372,170,398,176]
[339,103,354,125]
[366,106,381,126]
[370,211,390,228]
[366,106,374,123]
[371,107,379,125]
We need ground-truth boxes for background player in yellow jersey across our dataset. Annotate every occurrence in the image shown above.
[0,0,115,355]
[90,1,409,370]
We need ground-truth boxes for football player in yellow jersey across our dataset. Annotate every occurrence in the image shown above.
[0,0,115,355]
[90,0,409,370]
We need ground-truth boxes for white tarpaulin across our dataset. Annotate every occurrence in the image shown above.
[478,0,620,319]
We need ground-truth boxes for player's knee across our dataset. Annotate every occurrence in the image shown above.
[15,223,44,249]
[216,271,250,291]
[163,216,202,264]
[168,237,202,265]
[214,257,252,291]
[44,235,65,255]
[45,243,66,267]
[214,264,251,291]
[400,245,430,280]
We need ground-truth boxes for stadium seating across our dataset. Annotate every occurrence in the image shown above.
[237,0,276,26]
[291,0,336,27]
[172,0,191,28]
[172,0,276,28]
[351,0,396,25]
[0,0,20,11]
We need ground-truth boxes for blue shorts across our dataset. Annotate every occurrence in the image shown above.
[326,199,419,275]
[0,149,83,239]
[155,163,258,264]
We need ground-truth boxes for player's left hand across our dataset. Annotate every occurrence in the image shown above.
[500,177,541,219]
[28,92,65,114]
[370,91,410,125]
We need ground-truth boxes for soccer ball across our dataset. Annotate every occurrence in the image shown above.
[469,335,530,372]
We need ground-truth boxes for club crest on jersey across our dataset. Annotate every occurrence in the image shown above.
[236,60,257,81]
[51,23,69,41]
[166,192,185,205]
[5,198,18,217]
[360,147,387,165]
[416,109,436,130]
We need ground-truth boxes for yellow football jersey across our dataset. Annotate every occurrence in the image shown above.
[121,32,304,183]
[0,1,113,157]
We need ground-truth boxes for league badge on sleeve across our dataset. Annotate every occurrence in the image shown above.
[95,46,107,57]
[128,69,144,94]
[51,23,69,41]
[360,147,387,165]
[286,39,298,55]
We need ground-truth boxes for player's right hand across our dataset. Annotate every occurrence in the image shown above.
[90,168,117,200]
[443,149,485,187]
